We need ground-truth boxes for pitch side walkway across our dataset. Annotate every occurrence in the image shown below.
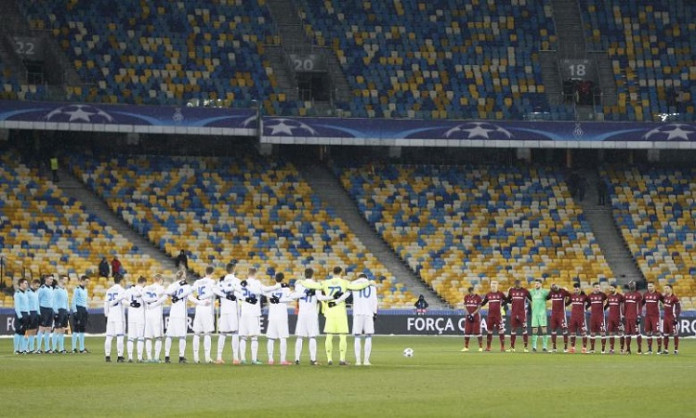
[299,164,449,309]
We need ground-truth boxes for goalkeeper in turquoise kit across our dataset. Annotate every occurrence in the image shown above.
[530,279,550,352]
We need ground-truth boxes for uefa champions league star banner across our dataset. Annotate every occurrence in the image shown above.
[3,310,696,337]
[0,100,257,136]
[260,116,696,148]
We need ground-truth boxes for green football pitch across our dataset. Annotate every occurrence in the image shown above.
[2,336,695,417]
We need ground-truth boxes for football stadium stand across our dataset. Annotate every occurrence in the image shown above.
[338,163,613,308]
[17,0,289,112]
[0,152,169,308]
[604,166,696,309]
[295,0,559,120]
[580,0,695,121]
[67,153,415,309]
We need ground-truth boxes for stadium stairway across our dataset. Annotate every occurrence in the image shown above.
[266,0,351,104]
[577,168,643,285]
[55,168,178,272]
[299,164,448,309]
[551,0,586,58]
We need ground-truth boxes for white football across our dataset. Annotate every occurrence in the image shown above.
[403,347,414,357]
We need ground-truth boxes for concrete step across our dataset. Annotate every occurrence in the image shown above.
[56,168,178,272]
[577,169,644,285]
[298,164,449,309]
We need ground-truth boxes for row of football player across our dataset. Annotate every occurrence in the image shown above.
[12,275,89,354]
[459,280,681,355]
[102,264,378,365]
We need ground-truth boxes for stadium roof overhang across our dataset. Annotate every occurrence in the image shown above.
[1,100,695,149]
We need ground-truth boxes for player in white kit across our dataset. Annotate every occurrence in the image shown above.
[142,274,167,362]
[265,273,293,365]
[352,273,378,366]
[235,268,280,365]
[164,270,194,363]
[212,262,240,364]
[104,275,127,363]
[189,267,216,363]
[289,268,320,365]
[125,276,147,362]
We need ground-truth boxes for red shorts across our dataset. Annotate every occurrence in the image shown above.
[589,315,605,333]
[624,317,639,335]
[464,315,482,335]
[662,318,677,335]
[486,316,504,333]
[644,316,660,334]
[510,313,527,329]
[606,317,622,333]
[550,314,567,331]
[568,316,586,334]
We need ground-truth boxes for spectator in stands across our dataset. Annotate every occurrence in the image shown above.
[563,80,575,103]
[596,179,608,206]
[98,256,110,278]
[111,256,122,278]
[567,171,579,198]
[577,176,587,202]
[175,250,189,271]
[415,295,428,315]
[50,156,59,182]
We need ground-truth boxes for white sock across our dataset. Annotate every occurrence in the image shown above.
[164,337,172,357]
[137,339,144,360]
[204,335,211,362]
[251,337,258,362]
[145,339,153,360]
[267,338,275,362]
[240,338,247,361]
[309,337,317,362]
[217,334,227,360]
[231,334,240,361]
[127,339,134,360]
[354,336,362,364]
[193,335,200,362]
[178,338,186,358]
[365,336,372,363]
[280,338,287,363]
[105,336,113,356]
[295,338,303,362]
[155,339,162,359]
[116,336,124,357]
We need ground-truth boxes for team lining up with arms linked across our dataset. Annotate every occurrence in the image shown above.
[14,263,379,366]
[461,279,681,355]
[14,267,681,361]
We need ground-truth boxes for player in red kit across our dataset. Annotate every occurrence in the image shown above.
[604,283,624,354]
[481,281,507,352]
[661,284,681,355]
[506,280,531,352]
[587,282,607,353]
[546,284,570,352]
[568,283,589,353]
[642,282,663,354]
[623,281,643,354]
[461,287,483,352]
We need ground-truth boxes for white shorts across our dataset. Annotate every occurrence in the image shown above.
[352,315,375,335]
[106,319,125,336]
[128,320,145,339]
[266,319,289,339]
[295,313,319,338]
[218,312,239,333]
[193,312,215,334]
[239,315,260,337]
[145,312,163,339]
[166,316,188,338]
